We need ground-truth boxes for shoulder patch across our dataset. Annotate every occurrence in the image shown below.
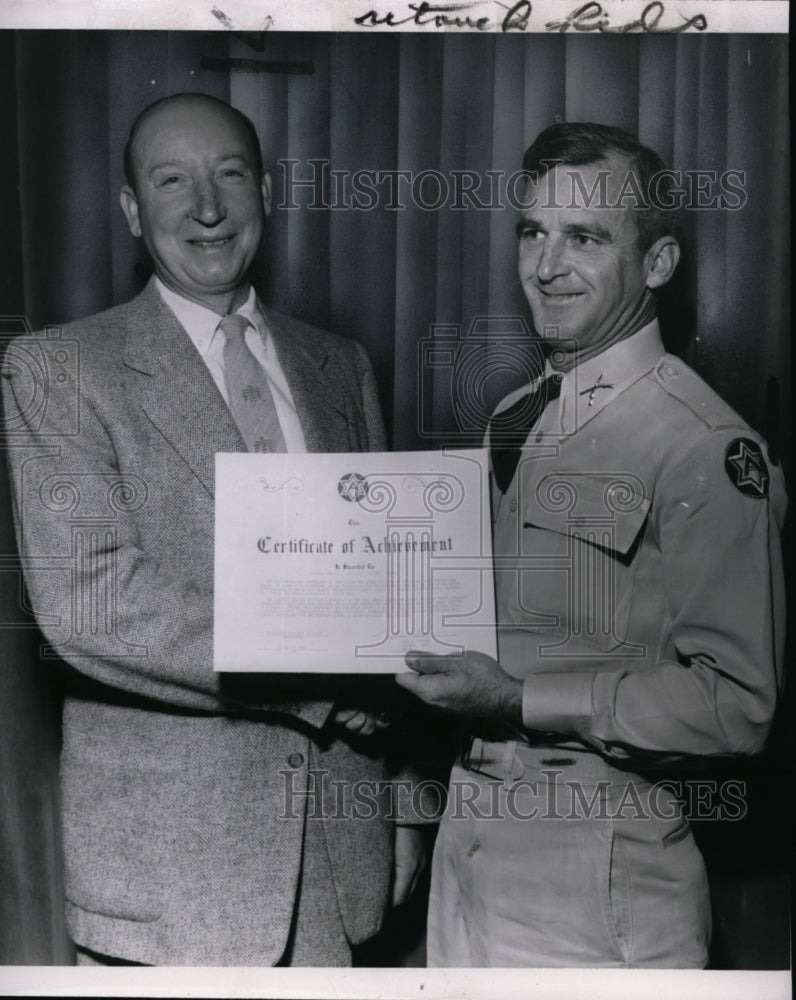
[725,438,769,498]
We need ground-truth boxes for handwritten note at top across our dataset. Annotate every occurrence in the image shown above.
[0,0,788,33]
[352,0,709,34]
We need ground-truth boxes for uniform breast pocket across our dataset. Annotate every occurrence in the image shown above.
[515,472,651,654]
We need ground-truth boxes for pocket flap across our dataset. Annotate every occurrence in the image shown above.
[524,473,650,555]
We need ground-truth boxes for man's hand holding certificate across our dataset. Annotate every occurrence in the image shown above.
[214,450,496,673]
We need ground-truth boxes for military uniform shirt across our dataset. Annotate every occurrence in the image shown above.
[490,321,787,763]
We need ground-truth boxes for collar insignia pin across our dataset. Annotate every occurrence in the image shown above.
[579,374,614,407]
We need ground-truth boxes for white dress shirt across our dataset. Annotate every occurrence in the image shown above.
[155,278,307,452]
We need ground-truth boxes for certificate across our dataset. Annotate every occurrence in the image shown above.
[213,449,496,672]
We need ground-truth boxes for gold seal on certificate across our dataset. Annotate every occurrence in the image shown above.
[213,450,496,672]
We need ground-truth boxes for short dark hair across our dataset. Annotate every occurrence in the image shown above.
[522,122,675,250]
[123,93,264,192]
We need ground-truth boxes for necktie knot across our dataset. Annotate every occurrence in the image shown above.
[217,313,251,343]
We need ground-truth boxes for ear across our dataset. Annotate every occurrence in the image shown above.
[260,171,272,219]
[120,186,142,238]
[644,236,680,290]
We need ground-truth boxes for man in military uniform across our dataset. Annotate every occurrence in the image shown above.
[398,122,786,967]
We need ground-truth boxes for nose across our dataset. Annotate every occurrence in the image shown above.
[191,178,226,227]
[536,236,569,283]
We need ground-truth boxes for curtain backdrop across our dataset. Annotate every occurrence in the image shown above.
[0,29,790,966]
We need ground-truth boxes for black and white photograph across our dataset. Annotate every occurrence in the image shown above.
[0,8,790,999]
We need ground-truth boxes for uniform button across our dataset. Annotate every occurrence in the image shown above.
[664,366,676,376]
[509,498,518,512]
[287,752,305,768]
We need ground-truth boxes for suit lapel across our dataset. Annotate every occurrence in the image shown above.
[123,279,244,497]
[121,283,350,495]
[262,306,350,453]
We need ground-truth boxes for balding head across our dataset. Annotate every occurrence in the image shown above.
[123,93,263,194]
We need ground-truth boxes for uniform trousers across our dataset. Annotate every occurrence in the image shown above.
[427,739,710,968]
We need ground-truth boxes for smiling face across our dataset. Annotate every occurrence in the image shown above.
[120,96,270,314]
[517,157,678,369]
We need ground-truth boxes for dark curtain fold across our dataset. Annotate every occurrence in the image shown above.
[0,29,790,966]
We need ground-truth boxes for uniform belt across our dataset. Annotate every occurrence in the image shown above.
[460,736,642,787]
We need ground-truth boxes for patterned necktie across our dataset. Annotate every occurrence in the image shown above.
[218,313,287,453]
[490,372,562,493]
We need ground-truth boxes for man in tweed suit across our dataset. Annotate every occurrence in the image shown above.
[2,93,424,965]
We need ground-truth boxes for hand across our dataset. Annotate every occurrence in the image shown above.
[392,825,427,907]
[332,706,392,737]
[396,650,524,725]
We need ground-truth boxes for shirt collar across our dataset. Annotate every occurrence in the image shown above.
[235,287,261,329]
[551,320,665,435]
[154,278,259,357]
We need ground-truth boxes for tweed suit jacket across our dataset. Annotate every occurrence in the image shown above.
[1,278,394,965]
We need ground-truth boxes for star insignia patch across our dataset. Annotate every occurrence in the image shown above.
[725,438,769,498]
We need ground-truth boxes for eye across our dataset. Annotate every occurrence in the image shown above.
[517,224,543,242]
[569,232,598,247]
[219,166,248,180]
[157,175,185,189]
